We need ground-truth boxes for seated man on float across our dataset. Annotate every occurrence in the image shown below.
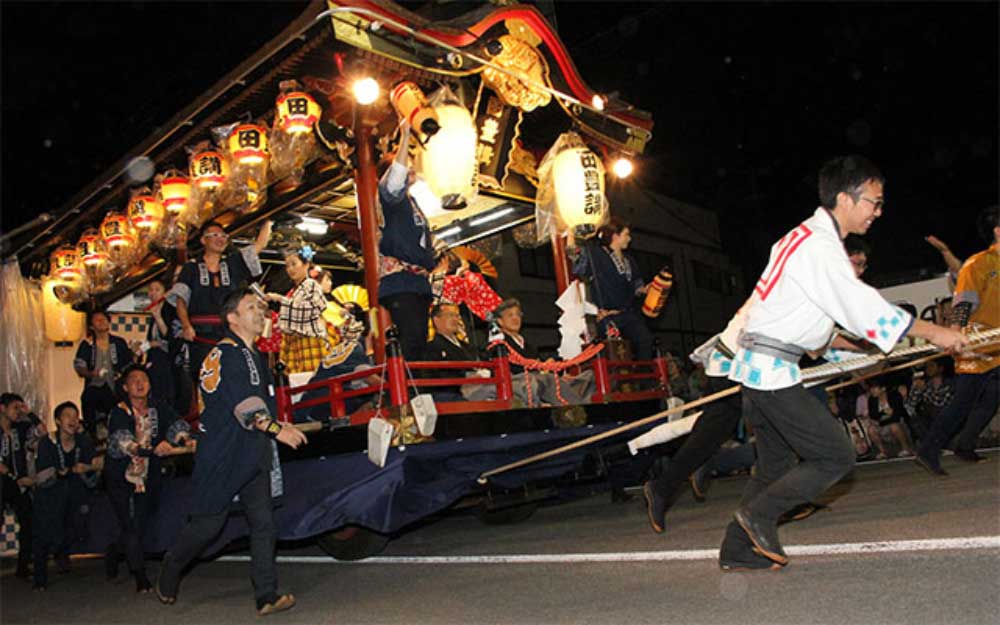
[422,303,504,403]
[295,304,380,423]
[493,299,593,406]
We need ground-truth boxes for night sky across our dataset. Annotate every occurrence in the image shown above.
[2,1,997,288]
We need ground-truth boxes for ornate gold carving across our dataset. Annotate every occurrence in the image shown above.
[481,34,551,112]
[508,139,539,185]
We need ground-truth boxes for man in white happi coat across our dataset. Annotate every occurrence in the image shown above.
[722,155,968,568]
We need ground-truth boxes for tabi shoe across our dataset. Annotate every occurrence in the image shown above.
[155,558,179,605]
[734,508,787,565]
[689,465,711,502]
[953,449,987,464]
[915,453,948,476]
[642,481,667,534]
[135,570,153,593]
[257,593,296,616]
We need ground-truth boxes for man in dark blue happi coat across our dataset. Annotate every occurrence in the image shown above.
[157,288,307,616]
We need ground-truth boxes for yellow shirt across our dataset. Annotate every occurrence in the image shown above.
[954,242,1000,373]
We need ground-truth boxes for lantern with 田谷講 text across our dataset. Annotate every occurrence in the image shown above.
[101,210,138,270]
[189,149,229,190]
[128,190,164,237]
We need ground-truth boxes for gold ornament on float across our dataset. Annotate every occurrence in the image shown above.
[481,34,551,112]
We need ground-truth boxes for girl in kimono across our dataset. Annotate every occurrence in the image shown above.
[266,245,329,373]
[105,365,192,592]
[31,402,97,590]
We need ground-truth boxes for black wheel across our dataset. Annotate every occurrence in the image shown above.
[316,526,389,561]
[475,501,539,525]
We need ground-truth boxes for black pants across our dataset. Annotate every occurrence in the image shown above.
[600,310,654,361]
[382,292,432,361]
[107,484,158,575]
[919,368,1000,458]
[1,476,32,572]
[739,385,855,522]
[32,482,87,586]
[147,348,177,408]
[162,469,276,603]
[650,376,741,501]
[81,384,118,440]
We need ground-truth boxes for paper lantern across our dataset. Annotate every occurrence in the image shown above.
[416,103,477,209]
[189,149,229,189]
[552,145,607,229]
[160,172,191,214]
[42,278,86,343]
[48,246,87,304]
[101,211,137,268]
[227,124,269,165]
[76,227,113,294]
[276,91,321,134]
[128,191,164,235]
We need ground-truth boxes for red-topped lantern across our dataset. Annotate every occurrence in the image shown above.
[51,244,83,283]
[227,124,269,165]
[276,91,321,134]
[128,190,165,234]
[189,149,229,189]
[159,171,191,214]
[101,210,137,268]
[76,227,109,268]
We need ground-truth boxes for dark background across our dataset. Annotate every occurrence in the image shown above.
[2,1,997,287]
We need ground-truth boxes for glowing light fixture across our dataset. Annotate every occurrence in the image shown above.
[352,78,380,105]
[128,191,165,234]
[591,94,606,111]
[612,157,634,179]
[469,207,515,227]
[295,215,329,235]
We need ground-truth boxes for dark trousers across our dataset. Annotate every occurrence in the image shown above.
[739,385,855,522]
[147,348,177,408]
[81,384,118,440]
[600,310,654,361]
[650,376,741,500]
[163,469,276,603]
[31,484,81,586]
[107,484,157,574]
[1,476,32,572]
[919,368,1000,457]
[382,293,432,362]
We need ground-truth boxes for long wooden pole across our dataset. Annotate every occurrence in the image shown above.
[476,383,740,483]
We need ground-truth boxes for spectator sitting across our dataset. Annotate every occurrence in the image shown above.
[31,402,98,590]
[423,303,480,403]
[868,379,916,457]
[1,393,36,579]
[297,304,379,423]
[904,359,954,444]
[74,309,133,442]
[493,298,592,407]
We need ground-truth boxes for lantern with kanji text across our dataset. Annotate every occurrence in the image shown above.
[48,245,87,304]
[551,143,607,230]
[276,92,321,134]
[101,210,138,269]
[189,149,229,189]
[128,190,165,236]
[227,124,269,165]
[76,227,113,293]
[159,171,191,214]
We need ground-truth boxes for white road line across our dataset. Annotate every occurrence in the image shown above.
[216,535,1000,565]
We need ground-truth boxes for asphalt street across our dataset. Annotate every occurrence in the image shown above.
[2,452,998,625]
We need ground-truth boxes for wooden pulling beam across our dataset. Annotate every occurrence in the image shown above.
[477,329,1000,483]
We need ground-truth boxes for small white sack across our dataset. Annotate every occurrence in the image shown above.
[410,394,438,436]
[627,412,703,455]
[367,417,395,468]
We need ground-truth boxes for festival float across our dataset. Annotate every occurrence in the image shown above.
[1,0,677,559]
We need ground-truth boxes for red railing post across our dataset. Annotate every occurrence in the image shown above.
[385,327,409,408]
[489,342,513,402]
[591,344,611,402]
[654,352,671,395]
[330,381,345,419]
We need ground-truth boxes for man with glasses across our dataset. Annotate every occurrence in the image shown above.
[168,220,272,391]
[720,155,967,570]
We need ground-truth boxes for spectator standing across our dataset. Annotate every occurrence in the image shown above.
[144,279,177,407]
[74,310,133,441]
[1,393,35,578]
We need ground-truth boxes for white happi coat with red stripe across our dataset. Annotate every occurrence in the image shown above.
[729,207,913,390]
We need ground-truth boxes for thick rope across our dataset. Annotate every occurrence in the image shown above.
[490,340,604,405]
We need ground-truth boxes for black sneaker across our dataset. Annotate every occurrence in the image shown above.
[642,481,667,534]
[734,508,787,565]
[915,453,948,476]
[953,450,987,464]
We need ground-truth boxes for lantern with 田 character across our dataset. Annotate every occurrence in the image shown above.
[189,149,229,189]
[76,227,113,293]
[101,210,138,270]
[159,171,191,214]
[228,124,269,165]
[551,145,607,230]
[276,91,320,134]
